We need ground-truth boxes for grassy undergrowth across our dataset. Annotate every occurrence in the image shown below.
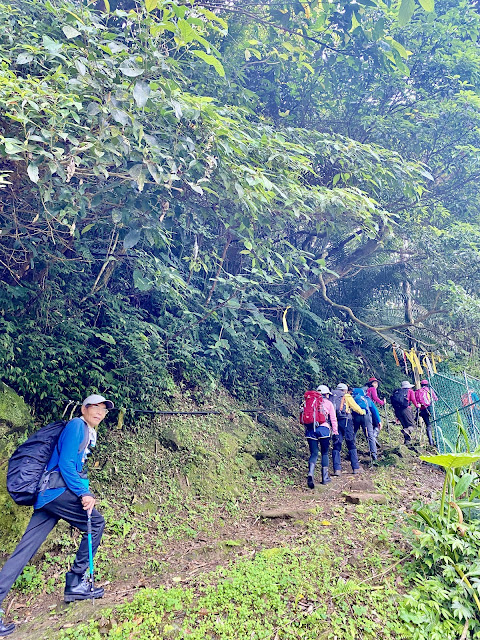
[56,492,413,640]
[59,549,404,640]
[3,399,450,640]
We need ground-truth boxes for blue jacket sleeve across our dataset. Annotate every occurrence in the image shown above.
[57,418,91,498]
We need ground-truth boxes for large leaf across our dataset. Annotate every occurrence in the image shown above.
[62,25,80,39]
[191,50,225,77]
[420,453,480,470]
[123,229,142,250]
[110,106,129,126]
[42,35,63,54]
[454,473,477,498]
[27,164,39,183]
[133,269,152,291]
[129,164,146,191]
[119,59,144,77]
[418,0,434,10]
[94,332,116,345]
[177,18,197,44]
[133,80,151,108]
[398,0,416,27]
[385,36,412,60]
[16,52,34,64]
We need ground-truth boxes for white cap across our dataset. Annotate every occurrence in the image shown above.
[336,383,348,391]
[317,385,331,395]
[401,381,413,389]
[82,394,114,409]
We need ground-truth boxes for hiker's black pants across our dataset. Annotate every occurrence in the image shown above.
[332,417,360,471]
[420,407,431,430]
[352,412,377,459]
[0,489,104,606]
[396,406,416,442]
[307,435,330,473]
[420,407,435,444]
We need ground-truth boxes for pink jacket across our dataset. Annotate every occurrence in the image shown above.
[407,388,420,408]
[320,398,338,434]
[366,386,385,407]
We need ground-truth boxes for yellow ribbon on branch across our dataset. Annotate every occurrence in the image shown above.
[282,306,292,333]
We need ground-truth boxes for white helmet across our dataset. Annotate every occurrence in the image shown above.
[317,385,331,395]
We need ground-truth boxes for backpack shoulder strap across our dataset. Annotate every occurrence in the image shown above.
[78,420,90,453]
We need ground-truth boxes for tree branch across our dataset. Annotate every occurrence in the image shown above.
[317,275,449,341]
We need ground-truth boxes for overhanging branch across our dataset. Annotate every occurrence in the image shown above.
[318,275,448,342]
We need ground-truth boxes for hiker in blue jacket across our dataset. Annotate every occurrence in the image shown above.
[352,388,379,462]
[0,395,113,637]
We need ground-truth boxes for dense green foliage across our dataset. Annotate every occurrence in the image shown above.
[403,450,480,639]
[2,0,480,412]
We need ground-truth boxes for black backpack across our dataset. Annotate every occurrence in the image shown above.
[390,388,409,411]
[6,420,67,506]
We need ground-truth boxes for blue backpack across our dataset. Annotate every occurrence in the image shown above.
[6,420,67,505]
[352,388,371,414]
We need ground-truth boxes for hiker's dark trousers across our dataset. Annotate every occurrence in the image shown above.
[420,407,431,430]
[420,407,435,445]
[396,406,416,443]
[352,413,377,459]
[332,417,360,471]
[307,435,330,471]
[0,489,104,606]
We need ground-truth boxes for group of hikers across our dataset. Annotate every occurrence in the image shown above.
[0,378,439,636]
[300,378,438,489]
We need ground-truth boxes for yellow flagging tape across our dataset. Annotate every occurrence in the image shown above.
[282,306,292,333]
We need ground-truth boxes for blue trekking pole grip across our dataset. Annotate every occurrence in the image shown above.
[87,511,95,598]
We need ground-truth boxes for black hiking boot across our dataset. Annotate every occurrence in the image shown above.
[321,467,331,485]
[64,572,104,603]
[0,611,14,637]
[333,469,341,477]
[307,475,315,490]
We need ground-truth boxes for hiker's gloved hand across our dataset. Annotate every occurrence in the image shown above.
[81,495,96,512]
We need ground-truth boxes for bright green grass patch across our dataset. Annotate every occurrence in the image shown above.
[59,541,408,640]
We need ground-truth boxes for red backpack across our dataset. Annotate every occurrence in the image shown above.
[299,391,327,425]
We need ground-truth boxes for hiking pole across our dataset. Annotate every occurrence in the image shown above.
[383,403,391,445]
[415,407,422,447]
[87,511,95,602]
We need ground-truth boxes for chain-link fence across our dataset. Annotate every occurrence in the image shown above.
[430,372,480,453]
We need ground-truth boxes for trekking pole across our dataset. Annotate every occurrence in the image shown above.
[415,407,422,447]
[383,402,391,445]
[87,511,95,602]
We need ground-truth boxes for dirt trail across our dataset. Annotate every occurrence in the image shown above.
[6,451,443,640]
